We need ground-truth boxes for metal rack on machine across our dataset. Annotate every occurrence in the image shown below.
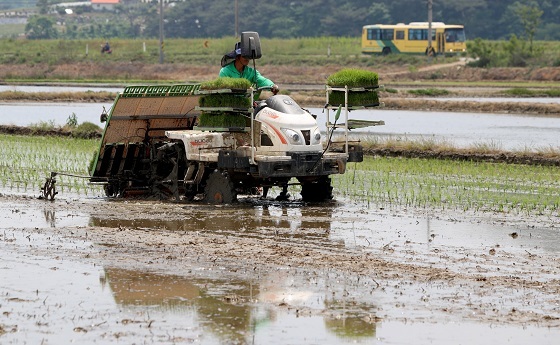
[325,85,385,156]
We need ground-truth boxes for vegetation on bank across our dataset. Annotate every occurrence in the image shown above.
[0,113,103,139]
[0,90,116,102]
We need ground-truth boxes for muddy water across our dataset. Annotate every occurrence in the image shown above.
[2,195,560,344]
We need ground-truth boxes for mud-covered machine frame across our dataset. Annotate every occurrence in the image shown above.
[84,82,381,203]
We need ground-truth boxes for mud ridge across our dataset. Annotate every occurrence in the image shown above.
[0,124,101,138]
[365,147,560,166]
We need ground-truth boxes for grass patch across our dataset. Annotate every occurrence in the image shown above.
[0,90,116,101]
[504,87,560,97]
[408,88,451,96]
[23,118,102,137]
[72,122,103,139]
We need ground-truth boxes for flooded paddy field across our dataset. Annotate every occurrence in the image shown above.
[1,193,560,344]
[2,95,560,343]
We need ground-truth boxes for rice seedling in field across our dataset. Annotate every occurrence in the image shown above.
[333,156,560,216]
[0,134,103,196]
[2,132,560,216]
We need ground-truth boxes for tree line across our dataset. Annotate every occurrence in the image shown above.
[22,0,558,41]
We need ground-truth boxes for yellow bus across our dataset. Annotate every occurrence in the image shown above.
[361,22,466,56]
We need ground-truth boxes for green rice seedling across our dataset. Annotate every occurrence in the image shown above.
[327,69,379,88]
[327,69,380,107]
[199,77,251,90]
[198,77,252,110]
[198,93,252,109]
[328,90,380,107]
[197,112,248,128]
[333,155,560,216]
[0,134,103,197]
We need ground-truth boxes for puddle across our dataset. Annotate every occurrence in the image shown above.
[2,196,559,256]
[88,204,560,256]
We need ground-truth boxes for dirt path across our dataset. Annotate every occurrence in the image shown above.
[385,58,469,76]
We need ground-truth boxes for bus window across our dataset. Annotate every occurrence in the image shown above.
[367,28,394,40]
[381,29,394,40]
[445,28,466,42]
[409,29,427,40]
[408,29,436,41]
[396,30,404,40]
[367,28,379,40]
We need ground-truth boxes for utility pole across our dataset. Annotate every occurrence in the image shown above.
[427,0,433,59]
[159,0,164,64]
[234,0,239,38]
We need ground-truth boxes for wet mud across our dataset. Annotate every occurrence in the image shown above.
[1,192,560,344]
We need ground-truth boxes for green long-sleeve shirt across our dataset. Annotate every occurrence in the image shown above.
[219,62,274,89]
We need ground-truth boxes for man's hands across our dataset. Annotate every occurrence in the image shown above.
[271,84,279,95]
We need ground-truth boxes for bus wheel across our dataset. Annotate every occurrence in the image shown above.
[382,47,392,55]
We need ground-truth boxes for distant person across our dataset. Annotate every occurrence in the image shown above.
[101,42,112,54]
[219,42,279,95]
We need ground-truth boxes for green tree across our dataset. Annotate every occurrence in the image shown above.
[466,38,497,67]
[366,3,392,24]
[514,1,543,52]
[503,34,531,66]
[25,15,59,39]
[37,0,50,15]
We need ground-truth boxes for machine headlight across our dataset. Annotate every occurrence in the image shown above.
[281,128,303,145]
[312,127,321,145]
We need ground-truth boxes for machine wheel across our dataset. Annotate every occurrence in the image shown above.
[104,182,119,197]
[203,171,237,204]
[41,175,57,201]
[382,47,392,55]
[300,177,333,202]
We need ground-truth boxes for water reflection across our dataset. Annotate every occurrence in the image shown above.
[101,267,378,344]
[89,202,339,246]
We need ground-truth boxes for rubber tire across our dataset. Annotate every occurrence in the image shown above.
[300,177,333,202]
[382,47,392,55]
[104,183,118,197]
[203,171,237,204]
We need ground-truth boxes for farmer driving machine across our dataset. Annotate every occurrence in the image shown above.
[42,32,384,203]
